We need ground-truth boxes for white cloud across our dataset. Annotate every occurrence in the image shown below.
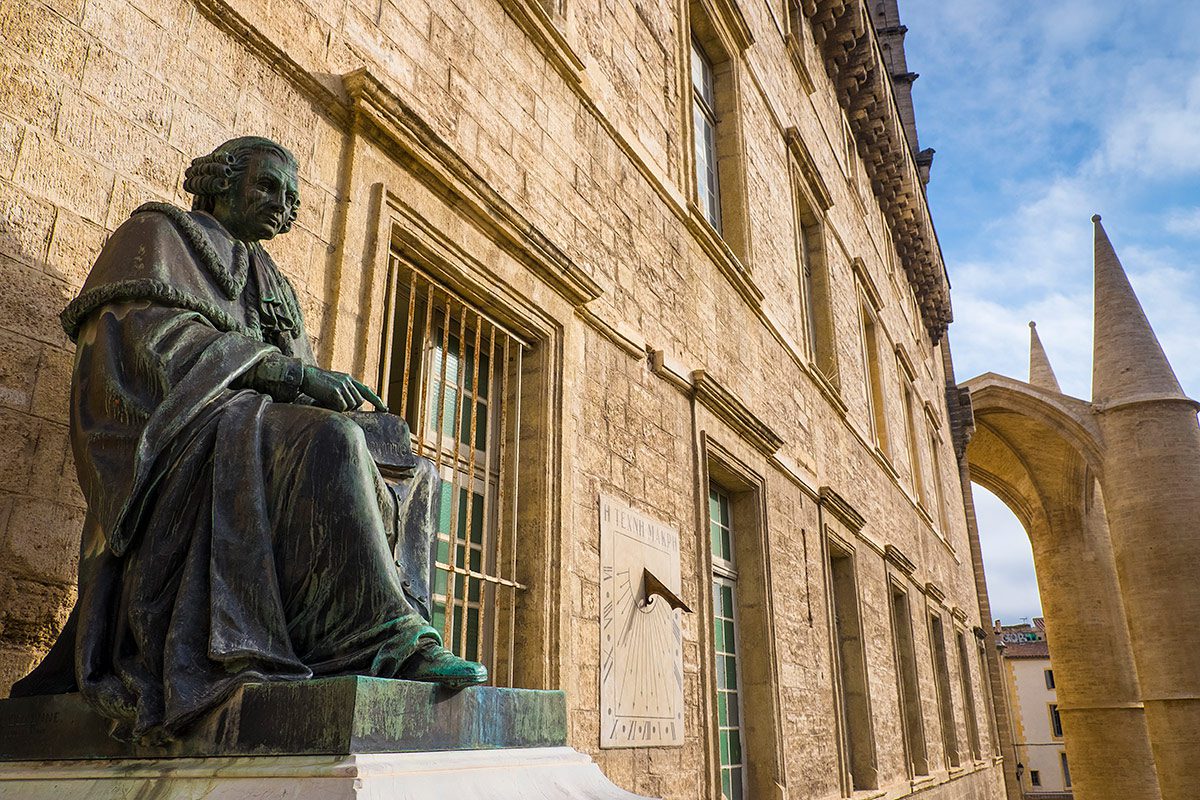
[1093,72,1200,177]
[1163,207,1200,237]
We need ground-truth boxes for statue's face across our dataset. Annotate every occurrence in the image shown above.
[215,150,299,242]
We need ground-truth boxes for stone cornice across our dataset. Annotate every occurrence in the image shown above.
[804,0,952,339]
[343,68,601,308]
[818,486,865,533]
[894,343,916,382]
[691,370,784,457]
[851,257,883,312]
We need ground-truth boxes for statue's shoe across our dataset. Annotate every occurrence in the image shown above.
[403,639,488,688]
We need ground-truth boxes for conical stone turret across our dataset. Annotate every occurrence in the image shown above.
[1088,214,1200,800]
[1027,322,1062,393]
[1091,215,1186,407]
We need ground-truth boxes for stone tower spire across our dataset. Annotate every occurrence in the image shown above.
[1090,214,1186,406]
[1088,213,1200,800]
[1027,321,1062,393]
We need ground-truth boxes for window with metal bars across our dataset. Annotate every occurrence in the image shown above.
[378,254,528,685]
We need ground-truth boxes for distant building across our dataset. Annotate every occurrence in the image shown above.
[997,619,1071,799]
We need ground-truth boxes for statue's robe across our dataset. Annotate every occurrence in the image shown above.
[12,203,440,741]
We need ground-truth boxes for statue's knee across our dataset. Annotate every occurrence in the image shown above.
[314,411,368,454]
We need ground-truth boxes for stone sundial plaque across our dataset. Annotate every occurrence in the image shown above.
[598,494,685,748]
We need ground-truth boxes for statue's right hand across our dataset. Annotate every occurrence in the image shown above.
[301,366,368,412]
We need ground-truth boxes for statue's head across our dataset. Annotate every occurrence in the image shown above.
[184,136,300,242]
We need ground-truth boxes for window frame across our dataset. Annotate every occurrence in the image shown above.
[697,438,785,800]
[826,534,879,792]
[691,37,723,233]
[928,610,961,768]
[859,299,890,456]
[888,578,929,777]
[684,0,752,263]
[374,237,559,691]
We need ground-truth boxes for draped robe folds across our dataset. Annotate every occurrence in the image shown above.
[11,204,441,741]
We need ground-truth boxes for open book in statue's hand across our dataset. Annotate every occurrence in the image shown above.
[345,411,420,474]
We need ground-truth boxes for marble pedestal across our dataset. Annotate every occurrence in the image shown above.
[0,677,654,799]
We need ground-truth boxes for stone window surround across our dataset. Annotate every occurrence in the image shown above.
[926,608,962,770]
[886,574,930,779]
[363,190,567,692]
[954,626,983,762]
[695,434,786,800]
[858,294,891,460]
[789,152,839,388]
[823,526,879,793]
[683,0,753,268]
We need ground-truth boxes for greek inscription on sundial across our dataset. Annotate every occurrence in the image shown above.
[599,493,686,748]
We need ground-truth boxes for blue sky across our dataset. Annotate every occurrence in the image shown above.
[901,1,1200,623]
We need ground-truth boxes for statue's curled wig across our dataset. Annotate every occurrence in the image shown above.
[184,137,300,234]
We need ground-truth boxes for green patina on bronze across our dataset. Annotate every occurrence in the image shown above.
[10,137,489,746]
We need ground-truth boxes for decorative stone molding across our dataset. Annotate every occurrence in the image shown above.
[494,0,586,87]
[893,343,916,381]
[818,486,865,533]
[696,0,755,53]
[771,453,819,498]
[648,349,695,393]
[851,257,883,312]
[923,580,946,604]
[576,305,646,359]
[343,69,601,309]
[684,209,765,308]
[785,127,833,210]
[923,399,941,430]
[883,543,916,576]
[691,370,784,457]
[803,0,952,339]
[947,384,975,461]
[192,0,349,125]
[950,605,968,624]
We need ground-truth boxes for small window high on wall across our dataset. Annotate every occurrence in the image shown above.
[378,254,529,686]
[860,303,890,457]
[691,38,722,232]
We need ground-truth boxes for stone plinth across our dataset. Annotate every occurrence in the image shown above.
[0,677,655,798]
[0,676,567,760]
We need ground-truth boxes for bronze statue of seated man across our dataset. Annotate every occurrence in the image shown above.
[12,136,486,743]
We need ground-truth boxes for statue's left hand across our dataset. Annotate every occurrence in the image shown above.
[301,366,388,412]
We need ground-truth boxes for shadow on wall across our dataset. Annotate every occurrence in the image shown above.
[0,183,97,696]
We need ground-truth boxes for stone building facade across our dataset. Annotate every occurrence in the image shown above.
[996,620,1072,800]
[0,0,1006,797]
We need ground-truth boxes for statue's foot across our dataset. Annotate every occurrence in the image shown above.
[403,638,488,688]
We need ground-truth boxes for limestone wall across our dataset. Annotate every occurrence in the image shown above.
[0,0,1005,797]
